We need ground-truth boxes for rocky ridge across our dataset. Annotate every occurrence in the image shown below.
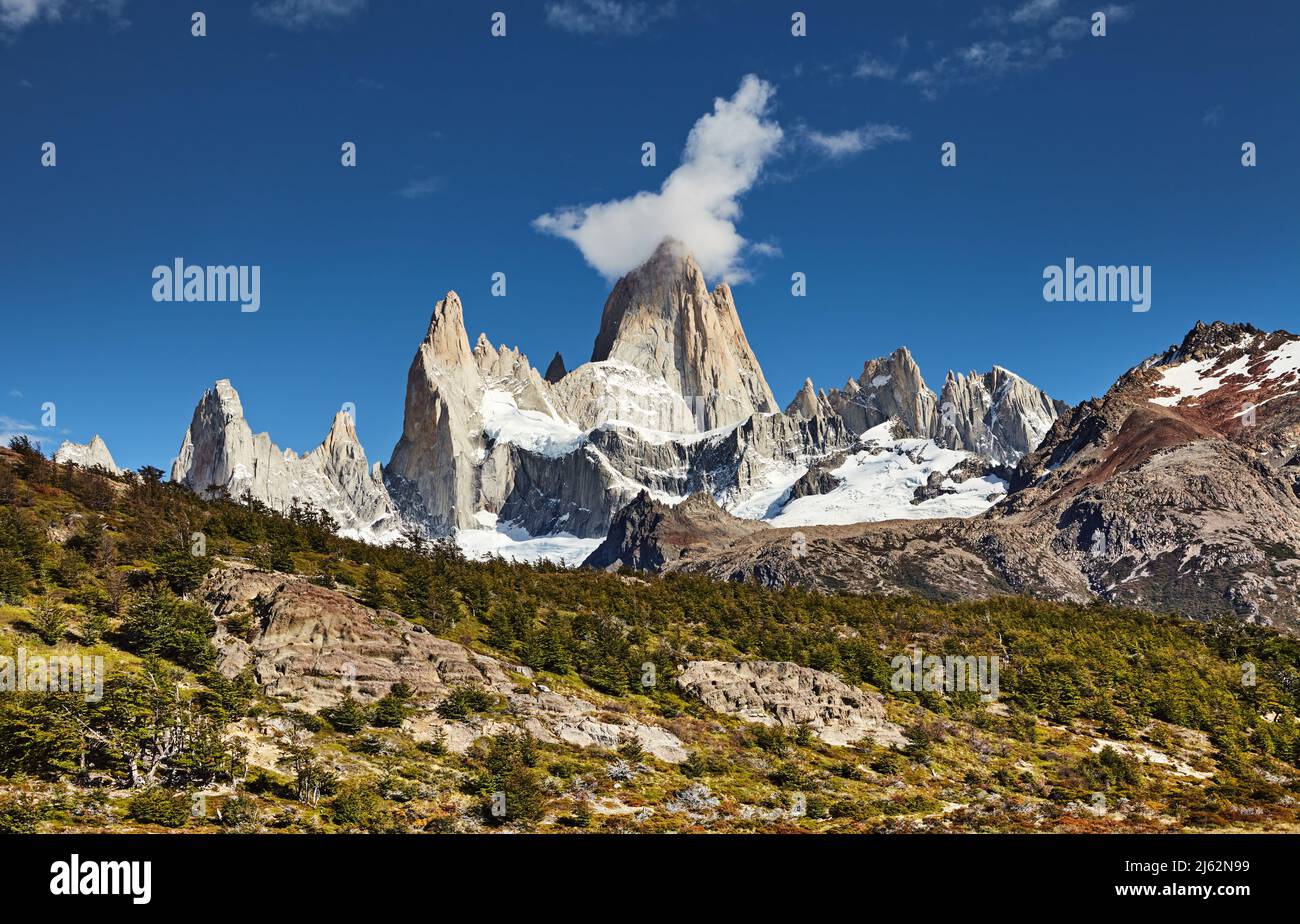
[54,435,123,474]
[618,321,1300,633]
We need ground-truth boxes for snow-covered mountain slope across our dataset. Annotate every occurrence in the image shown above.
[163,239,1063,564]
[754,424,1007,528]
[454,513,602,566]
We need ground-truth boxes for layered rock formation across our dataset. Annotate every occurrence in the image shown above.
[676,660,907,747]
[54,435,123,474]
[382,241,857,541]
[170,380,400,542]
[205,567,686,761]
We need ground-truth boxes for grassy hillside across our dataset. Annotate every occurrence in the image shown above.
[1,437,1297,833]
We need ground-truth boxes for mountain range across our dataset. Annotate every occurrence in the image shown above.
[57,239,1300,632]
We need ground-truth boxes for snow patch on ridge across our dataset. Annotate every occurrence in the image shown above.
[758,423,1006,528]
[480,388,584,457]
[456,513,602,566]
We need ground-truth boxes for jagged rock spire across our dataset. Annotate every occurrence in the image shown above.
[589,238,778,430]
[544,351,567,384]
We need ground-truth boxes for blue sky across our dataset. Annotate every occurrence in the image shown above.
[2,0,1297,471]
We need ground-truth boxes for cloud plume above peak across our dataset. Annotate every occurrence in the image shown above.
[533,74,783,283]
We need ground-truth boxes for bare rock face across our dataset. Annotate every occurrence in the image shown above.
[589,238,778,431]
[937,366,1068,466]
[54,435,123,474]
[584,490,767,571]
[819,351,1064,468]
[676,660,906,747]
[784,378,835,420]
[171,381,400,542]
[383,244,851,541]
[386,293,488,534]
[824,348,938,438]
[544,351,567,384]
[204,568,686,762]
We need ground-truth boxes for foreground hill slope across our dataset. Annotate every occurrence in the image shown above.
[2,439,1298,833]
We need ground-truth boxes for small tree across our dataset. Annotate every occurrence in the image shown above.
[31,599,70,645]
[325,696,369,735]
[359,565,388,611]
[79,609,110,646]
[0,550,32,604]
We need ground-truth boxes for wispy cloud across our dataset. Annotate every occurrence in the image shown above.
[1010,0,1064,25]
[0,414,47,451]
[1,0,126,35]
[802,123,910,160]
[908,2,1134,99]
[396,176,442,199]
[854,56,898,80]
[851,35,910,81]
[545,0,676,37]
[907,39,1059,99]
[1202,105,1224,127]
[252,0,366,30]
[535,74,782,282]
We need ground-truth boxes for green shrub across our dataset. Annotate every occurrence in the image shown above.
[127,788,192,828]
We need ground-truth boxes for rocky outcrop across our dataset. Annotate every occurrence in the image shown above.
[820,349,1064,467]
[937,366,1068,466]
[204,568,686,762]
[784,378,835,420]
[171,381,401,542]
[385,293,489,534]
[676,660,906,747]
[584,490,767,571]
[589,238,778,431]
[823,347,937,438]
[54,435,123,474]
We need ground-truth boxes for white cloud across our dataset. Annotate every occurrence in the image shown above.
[396,176,442,199]
[906,36,1065,99]
[1047,15,1086,41]
[534,74,783,282]
[252,0,365,30]
[545,0,676,36]
[803,123,910,159]
[1010,0,1063,25]
[914,2,1134,98]
[1,0,123,33]
[1,0,63,31]
[853,55,898,80]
